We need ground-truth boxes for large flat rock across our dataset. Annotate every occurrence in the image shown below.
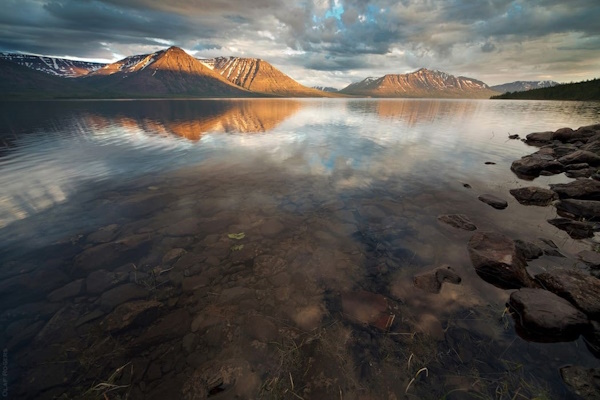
[509,186,557,206]
[550,179,600,200]
[536,268,600,318]
[509,288,589,342]
[467,231,535,289]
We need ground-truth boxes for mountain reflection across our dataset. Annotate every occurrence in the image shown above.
[347,99,477,126]
[83,99,303,140]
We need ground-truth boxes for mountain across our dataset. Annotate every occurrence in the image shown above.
[0,53,104,77]
[312,86,339,92]
[339,68,499,98]
[84,47,252,97]
[491,80,558,94]
[200,57,333,97]
[0,58,91,98]
[491,78,600,101]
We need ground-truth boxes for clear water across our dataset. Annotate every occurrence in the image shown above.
[1,99,599,399]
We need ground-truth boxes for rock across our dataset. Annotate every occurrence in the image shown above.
[560,366,600,400]
[577,250,600,268]
[525,131,554,144]
[134,309,192,348]
[0,268,69,309]
[74,234,152,271]
[86,269,128,294]
[585,320,600,357]
[101,300,162,333]
[548,218,597,239]
[536,268,600,318]
[47,279,85,302]
[437,214,477,231]
[508,134,520,140]
[341,290,394,330]
[462,183,472,189]
[566,163,590,170]
[509,288,589,342]
[565,168,594,179]
[86,224,119,244]
[162,248,187,265]
[35,305,80,343]
[550,179,600,200]
[510,153,563,178]
[484,161,496,165]
[509,187,558,206]
[514,240,543,261]
[182,275,210,292]
[467,231,535,289]
[99,283,149,312]
[555,125,600,143]
[556,199,600,221]
[538,238,565,258]
[478,194,508,210]
[559,150,600,166]
[414,265,462,294]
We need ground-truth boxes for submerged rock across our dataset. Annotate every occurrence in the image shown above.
[478,194,508,210]
[467,231,535,289]
[509,288,589,342]
[437,214,477,231]
[101,300,162,333]
[98,283,149,312]
[536,268,600,319]
[413,265,462,294]
[509,186,557,206]
[560,366,600,400]
[341,290,394,330]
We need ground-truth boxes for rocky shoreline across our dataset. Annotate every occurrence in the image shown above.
[458,123,600,397]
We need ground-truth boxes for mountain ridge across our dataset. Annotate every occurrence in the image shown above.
[490,80,559,94]
[0,53,104,77]
[340,68,500,98]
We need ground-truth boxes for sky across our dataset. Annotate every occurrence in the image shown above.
[0,0,599,88]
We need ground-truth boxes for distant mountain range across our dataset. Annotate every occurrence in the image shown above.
[0,47,587,99]
[0,53,103,77]
[339,68,499,99]
[491,79,600,101]
[490,80,558,94]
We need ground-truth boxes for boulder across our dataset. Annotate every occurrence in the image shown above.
[478,194,508,210]
[509,187,557,206]
[559,150,600,166]
[86,269,128,294]
[525,131,554,144]
[565,168,594,179]
[437,214,477,231]
[536,268,600,318]
[47,279,85,302]
[101,300,162,333]
[550,179,600,200]
[538,238,565,258]
[414,265,461,294]
[547,218,597,239]
[560,366,600,400]
[510,154,563,178]
[514,240,543,261]
[509,288,589,342]
[74,234,152,271]
[467,231,535,289]
[556,199,600,221]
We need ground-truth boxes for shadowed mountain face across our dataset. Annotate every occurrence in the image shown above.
[0,53,105,77]
[201,57,333,97]
[84,47,252,97]
[490,81,559,93]
[340,68,500,99]
[0,59,88,98]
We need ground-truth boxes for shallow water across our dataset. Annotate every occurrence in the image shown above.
[1,99,599,399]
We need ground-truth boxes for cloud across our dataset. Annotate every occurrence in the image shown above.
[0,0,598,86]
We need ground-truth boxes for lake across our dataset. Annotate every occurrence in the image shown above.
[1,98,599,399]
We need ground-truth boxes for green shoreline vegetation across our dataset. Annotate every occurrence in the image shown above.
[491,78,600,101]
